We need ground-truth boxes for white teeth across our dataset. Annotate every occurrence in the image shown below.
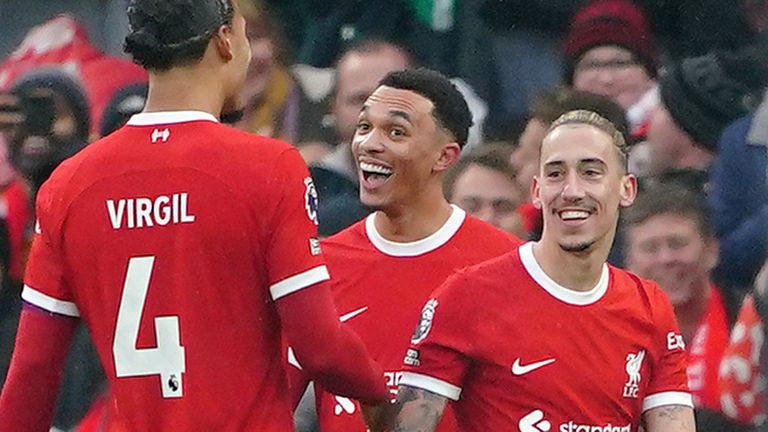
[560,210,590,220]
[359,161,393,175]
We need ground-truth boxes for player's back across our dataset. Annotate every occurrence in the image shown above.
[30,112,304,431]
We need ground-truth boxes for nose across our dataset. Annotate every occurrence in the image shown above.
[473,204,495,224]
[560,171,586,201]
[353,129,385,155]
[655,244,678,265]
[595,69,615,87]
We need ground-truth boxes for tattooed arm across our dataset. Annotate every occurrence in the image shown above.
[388,385,449,432]
[642,405,696,432]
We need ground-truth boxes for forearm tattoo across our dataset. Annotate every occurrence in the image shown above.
[392,386,448,432]
[643,405,695,432]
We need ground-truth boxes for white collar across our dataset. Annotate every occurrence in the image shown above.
[365,205,466,257]
[127,110,219,126]
[519,242,609,305]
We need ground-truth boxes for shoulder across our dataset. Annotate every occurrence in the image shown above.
[437,250,520,297]
[320,219,368,252]
[722,114,754,140]
[609,265,672,315]
[459,215,524,247]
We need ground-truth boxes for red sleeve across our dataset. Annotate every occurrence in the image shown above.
[264,148,329,301]
[0,305,77,432]
[21,179,79,318]
[276,280,388,404]
[400,272,475,401]
[642,282,693,412]
[284,341,311,408]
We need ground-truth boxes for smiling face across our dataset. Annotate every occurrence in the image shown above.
[352,85,459,211]
[625,213,717,306]
[533,124,636,253]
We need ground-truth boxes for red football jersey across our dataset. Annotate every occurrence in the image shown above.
[314,206,521,431]
[401,242,692,432]
[21,111,329,431]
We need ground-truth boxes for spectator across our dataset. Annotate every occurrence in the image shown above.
[708,86,768,290]
[445,144,525,238]
[563,0,659,132]
[718,258,768,431]
[512,87,629,239]
[0,15,147,137]
[646,50,765,177]
[623,181,734,413]
[235,1,327,156]
[311,39,412,236]
[8,68,89,193]
[98,82,148,138]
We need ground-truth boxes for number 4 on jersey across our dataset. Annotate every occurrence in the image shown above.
[113,256,186,398]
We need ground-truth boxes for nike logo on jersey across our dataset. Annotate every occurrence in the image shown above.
[512,357,556,376]
[339,306,369,322]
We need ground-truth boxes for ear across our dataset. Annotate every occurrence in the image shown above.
[531,175,542,209]
[433,142,462,173]
[212,25,235,62]
[619,173,638,208]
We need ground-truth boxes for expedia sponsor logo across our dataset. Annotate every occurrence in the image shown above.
[559,422,631,432]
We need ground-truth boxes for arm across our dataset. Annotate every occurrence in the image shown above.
[642,404,696,432]
[388,385,448,432]
[277,282,388,403]
[263,148,387,404]
[0,305,78,432]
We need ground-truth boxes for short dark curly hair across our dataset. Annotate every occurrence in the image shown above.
[379,68,473,148]
[124,0,234,71]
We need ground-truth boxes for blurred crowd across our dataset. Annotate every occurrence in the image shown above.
[0,0,767,431]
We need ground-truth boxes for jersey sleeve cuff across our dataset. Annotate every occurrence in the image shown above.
[270,265,330,300]
[21,284,80,317]
[642,391,693,412]
[399,372,462,401]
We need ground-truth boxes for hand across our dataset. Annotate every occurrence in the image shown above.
[361,399,395,432]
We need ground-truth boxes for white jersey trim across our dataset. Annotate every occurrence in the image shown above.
[21,285,80,317]
[400,372,462,401]
[519,242,609,305]
[365,205,466,257]
[270,265,330,301]
[127,110,219,126]
[642,391,694,412]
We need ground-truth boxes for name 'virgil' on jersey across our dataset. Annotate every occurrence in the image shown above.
[106,193,196,229]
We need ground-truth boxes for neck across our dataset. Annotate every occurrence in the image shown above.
[675,281,712,342]
[374,192,454,243]
[677,143,714,171]
[532,229,614,292]
[144,66,226,117]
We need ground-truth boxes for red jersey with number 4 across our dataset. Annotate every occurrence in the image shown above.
[313,207,521,432]
[22,111,329,431]
[401,242,692,432]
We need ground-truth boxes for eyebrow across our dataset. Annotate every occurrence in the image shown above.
[389,110,413,125]
[579,158,608,166]
[542,158,608,168]
[358,106,413,125]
